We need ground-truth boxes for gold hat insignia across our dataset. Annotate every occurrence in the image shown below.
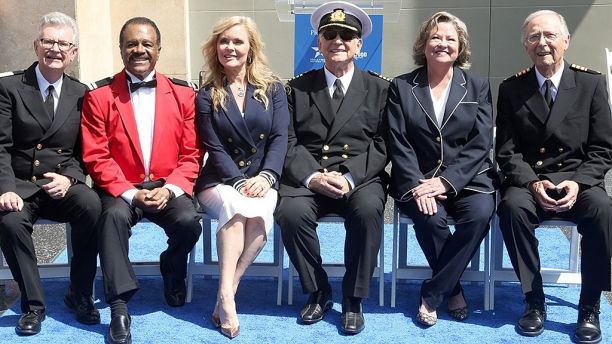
[330,9,346,22]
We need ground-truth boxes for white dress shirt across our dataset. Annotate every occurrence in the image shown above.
[35,64,63,115]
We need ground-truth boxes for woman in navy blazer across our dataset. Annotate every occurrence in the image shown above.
[386,12,497,326]
[195,16,288,338]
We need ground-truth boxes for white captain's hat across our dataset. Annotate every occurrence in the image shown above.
[310,1,372,38]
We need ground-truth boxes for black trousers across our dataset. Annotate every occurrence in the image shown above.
[399,191,494,309]
[498,185,612,294]
[96,191,201,302]
[275,181,385,299]
[0,185,101,312]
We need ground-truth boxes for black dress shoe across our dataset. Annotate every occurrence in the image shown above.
[340,304,365,335]
[15,309,45,336]
[64,288,101,324]
[299,288,333,324]
[160,252,187,307]
[518,300,546,336]
[574,301,602,344]
[106,314,132,344]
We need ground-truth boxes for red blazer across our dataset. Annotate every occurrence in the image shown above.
[81,70,202,197]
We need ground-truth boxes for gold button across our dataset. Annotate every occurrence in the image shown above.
[233,149,239,154]
[36,143,43,150]
[251,148,257,153]
[56,164,61,168]
[149,173,155,179]
[342,154,348,159]
[57,149,62,154]
[139,173,145,179]
[343,144,349,151]
[31,176,37,182]
[322,155,328,160]
[557,163,562,167]
[259,134,265,139]
[323,145,329,151]
[246,161,251,166]
[34,160,40,166]
[239,160,245,167]
[437,159,442,164]
[539,147,546,153]
[558,148,564,153]
[227,138,233,143]
[435,136,441,142]
[323,168,328,173]
[535,161,543,166]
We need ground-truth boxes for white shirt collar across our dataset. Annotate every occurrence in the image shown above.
[534,61,564,89]
[125,70,156,84]
[324,66,354,96]
[35,64,63,99]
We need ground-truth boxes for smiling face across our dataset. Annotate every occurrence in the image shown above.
[317,28,362,71]
[34,24,77,77]
[424,22,459,68]
[216,24,250,74]
[120,23,160,80]
[524,13,569,76]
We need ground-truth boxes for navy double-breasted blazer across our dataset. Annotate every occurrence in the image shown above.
[194,82,289,193]
[386,66,497,202]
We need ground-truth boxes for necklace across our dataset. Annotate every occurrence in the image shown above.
[236,86,245,97]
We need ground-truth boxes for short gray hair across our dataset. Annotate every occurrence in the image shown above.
[38,12,78,44]
[521,10,570,44]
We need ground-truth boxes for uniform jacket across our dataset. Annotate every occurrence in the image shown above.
[496,62,612,189]
[194,82,289,193]
[280,67,389,197]
[386,66,496,202]
[81,70,202,197]
[0,62,87,199]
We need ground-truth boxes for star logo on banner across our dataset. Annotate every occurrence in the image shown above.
[311,47,322,58]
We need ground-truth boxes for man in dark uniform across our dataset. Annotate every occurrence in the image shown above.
[81,17,202,344]
[496,10,612,344]
[0,12,101,336]
[275,1,389,335]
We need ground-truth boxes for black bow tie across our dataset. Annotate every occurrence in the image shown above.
[129,79,157,92]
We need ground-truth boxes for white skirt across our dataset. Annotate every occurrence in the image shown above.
[197,184,277,235]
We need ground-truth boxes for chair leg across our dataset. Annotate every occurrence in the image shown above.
[288,261,294,305]
[379,219,384,307]
[276,228,283,306]
[391,206,399,308]
[186,244,196,303]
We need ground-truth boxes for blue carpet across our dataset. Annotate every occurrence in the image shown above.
[1,222,610,343]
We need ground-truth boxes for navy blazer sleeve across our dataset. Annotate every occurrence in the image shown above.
[438,77,493,194]
[260,83,289,177]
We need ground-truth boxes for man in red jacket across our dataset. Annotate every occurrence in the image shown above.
[81,17,202,344]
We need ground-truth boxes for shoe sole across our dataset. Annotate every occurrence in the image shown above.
[518,325,544,337]
[572,334,602,344]
[15,328,40,336]
[105,333,132,344]
[300,300,333,324]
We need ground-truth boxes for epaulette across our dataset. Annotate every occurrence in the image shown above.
[170,77,198,91]
[503,67,531,82]
[85,77,113,91]
[65,73,85,85]
[570,64,601,74]
[288,69,315,82]
[0,70,24,78]
[368,70,392,82]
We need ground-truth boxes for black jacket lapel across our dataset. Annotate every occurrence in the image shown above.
[326,69,367,141]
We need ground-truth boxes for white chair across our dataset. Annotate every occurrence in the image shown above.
[605,48,612,107]
[0,218,73,280]
[195,213,284,306]
[285,214,385,306]
[487,216,581,310]
[390,204,491,309]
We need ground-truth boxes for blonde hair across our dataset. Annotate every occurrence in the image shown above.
[201,16,279,111]
[413,11,471,69]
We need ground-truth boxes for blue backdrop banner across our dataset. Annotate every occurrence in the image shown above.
[293,13,383,76]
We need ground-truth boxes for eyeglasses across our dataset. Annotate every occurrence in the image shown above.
[321,29,358,41]
[38,38,75,52]
[526,32,560,44]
